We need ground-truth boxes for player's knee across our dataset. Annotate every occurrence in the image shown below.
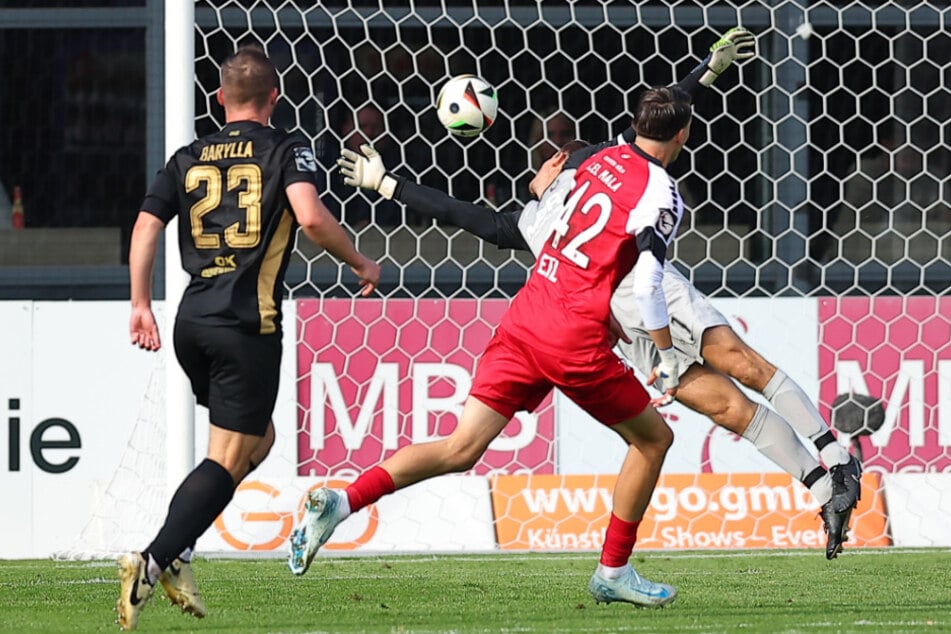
[658,422,674,452]
[728,351,775,393]
[640,416,674,460]
[214,455,248,482]
[259,425,276,455]
[708,397,757,435]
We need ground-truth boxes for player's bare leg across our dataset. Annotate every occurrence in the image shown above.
[378,397,510,486]
[696,329,860,557]
[290,397,510,575]
[697,325,777,392]
[589,406,677,607]
[123,422,266,626]
[699,325,851,464]
[207,422,275,483]
[674,363,828,490]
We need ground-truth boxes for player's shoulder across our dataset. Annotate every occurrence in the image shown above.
[564,141,613,170]
[236,125,311,155]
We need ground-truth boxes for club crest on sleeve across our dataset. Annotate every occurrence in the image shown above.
[656,209,676,237]
[294,147,317,172]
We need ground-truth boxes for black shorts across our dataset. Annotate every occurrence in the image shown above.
[173,319,281,436]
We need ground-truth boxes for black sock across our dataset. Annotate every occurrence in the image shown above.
[144,459,235,572]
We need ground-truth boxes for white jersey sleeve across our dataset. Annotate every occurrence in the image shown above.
[624,162,684,240]
[517,168,578,257]
[632,251,668,330]
[626,164,685,331]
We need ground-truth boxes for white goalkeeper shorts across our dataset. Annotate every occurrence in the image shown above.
[611,262,729,379]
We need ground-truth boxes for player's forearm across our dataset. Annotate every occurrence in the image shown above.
[646,325,673,351]
[674,58,707,102]
[289,181,365,268]
[129,212,163,308]
[301,217,364,269]
[396,177,528,249]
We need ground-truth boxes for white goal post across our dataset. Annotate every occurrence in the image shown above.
[164,0,196,507]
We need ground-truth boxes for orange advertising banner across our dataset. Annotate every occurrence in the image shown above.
[491,472,889,551]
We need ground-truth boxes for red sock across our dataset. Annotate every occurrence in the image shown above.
[599,513,641,567]
[345,466,395,513]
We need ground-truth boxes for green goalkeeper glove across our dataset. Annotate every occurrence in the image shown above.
[337,144,398,200]
[700,26,756,87]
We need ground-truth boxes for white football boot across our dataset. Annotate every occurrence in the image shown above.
[287,488,344,576]
[588,564,678,608]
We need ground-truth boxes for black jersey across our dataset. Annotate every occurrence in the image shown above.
[141,121,319,335]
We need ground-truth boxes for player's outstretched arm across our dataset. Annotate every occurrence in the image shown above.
[686,26,756,94]
[612,27,756,145]
[128,211,164,351]
[338,144,530,251]
[287,181,381,296]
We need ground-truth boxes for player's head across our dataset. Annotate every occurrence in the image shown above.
[529,139,590,198]
[633,86,692,163]
[529,111,577,169]
[219,44,279,112]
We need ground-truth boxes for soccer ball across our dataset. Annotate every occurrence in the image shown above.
[435,74,498,137]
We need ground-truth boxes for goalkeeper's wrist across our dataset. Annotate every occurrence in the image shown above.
[377,173,398,200]
[658,346,678,365]
[699,54,719,87]
[699,67,719,87]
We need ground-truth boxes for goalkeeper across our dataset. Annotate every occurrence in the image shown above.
[337,27,861,560]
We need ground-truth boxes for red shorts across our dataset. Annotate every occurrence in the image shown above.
[469,327,650,425]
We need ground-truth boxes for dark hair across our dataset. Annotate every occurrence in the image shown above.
[220,44,279,108]
[633,86,692,141]
[560,139,591,155]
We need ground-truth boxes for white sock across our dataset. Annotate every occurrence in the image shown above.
[742,404,821,482]
[596,563,630,580]
[178,546,193,563]
[809,473,833,506]
[334,489,351,521]
[819,442,851,469]
[763,369,851,467]
[145,553,162,585]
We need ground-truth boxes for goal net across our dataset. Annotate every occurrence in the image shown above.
[66,1,949,558]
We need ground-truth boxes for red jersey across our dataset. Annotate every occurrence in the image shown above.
[501,143,682,353]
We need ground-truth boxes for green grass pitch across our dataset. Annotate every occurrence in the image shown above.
[1,549,949,633]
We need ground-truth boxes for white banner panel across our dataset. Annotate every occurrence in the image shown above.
[557,297,823,475]
[0,302,35,557]
[883,473,951,546]
[0,302,157,558]
[197,475,496,553]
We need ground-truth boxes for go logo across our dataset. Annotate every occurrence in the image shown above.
[213,479,379,552]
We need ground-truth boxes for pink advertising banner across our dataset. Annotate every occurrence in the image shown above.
[296,299,555,477]
[819,297,951,474]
